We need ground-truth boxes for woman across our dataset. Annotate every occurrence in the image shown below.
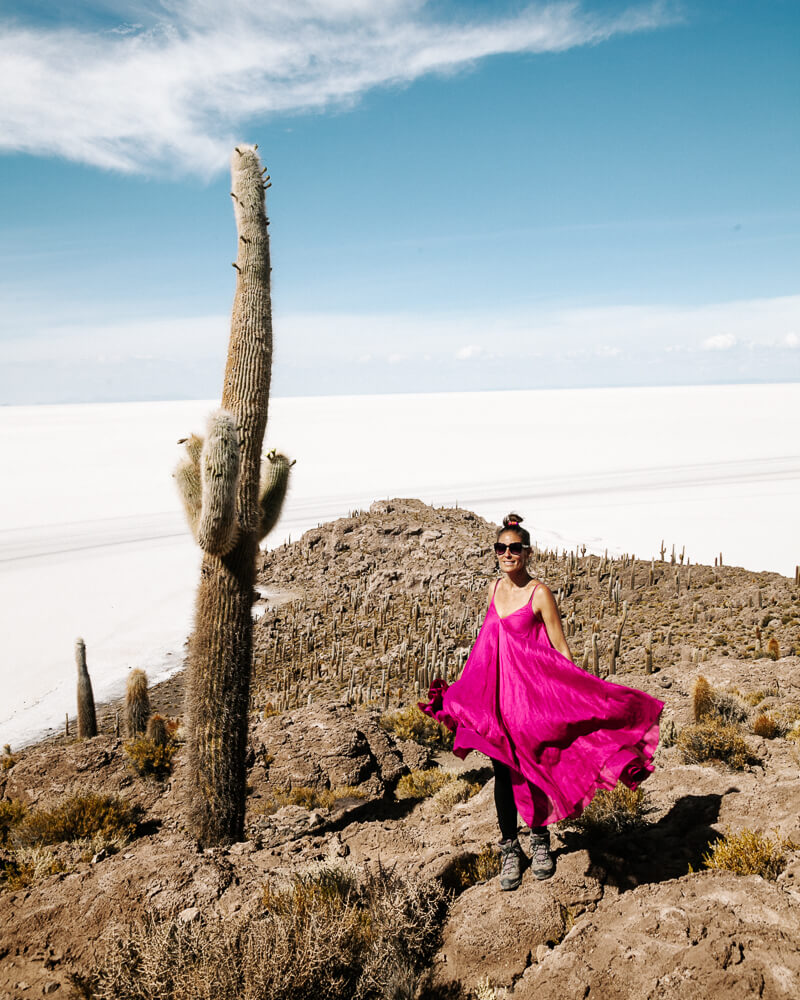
[421,514,663,892]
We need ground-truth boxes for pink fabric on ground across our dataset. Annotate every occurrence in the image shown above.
[419,586,664,828]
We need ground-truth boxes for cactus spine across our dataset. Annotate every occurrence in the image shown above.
[75,637,98,739]
[178,145,291,846]
[126,668,151,735]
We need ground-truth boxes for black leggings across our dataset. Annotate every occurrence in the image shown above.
[492,759,545,841]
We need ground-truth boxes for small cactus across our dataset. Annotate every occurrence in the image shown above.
[146,713,169,747]
[75,637,98,739]
[693,675,714,721]
[125,669,151,736]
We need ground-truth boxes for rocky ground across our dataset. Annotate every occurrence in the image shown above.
[1,500,799,999]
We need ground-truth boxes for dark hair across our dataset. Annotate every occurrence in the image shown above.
[497,512,531,547]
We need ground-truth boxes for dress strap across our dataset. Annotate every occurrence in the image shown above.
[529,583,539,606]
[492,579,501,599]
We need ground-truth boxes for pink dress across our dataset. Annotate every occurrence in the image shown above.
[420,582,663,828]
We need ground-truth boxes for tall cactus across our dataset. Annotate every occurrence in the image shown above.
[176,145,291,845]
[75,637,98,739]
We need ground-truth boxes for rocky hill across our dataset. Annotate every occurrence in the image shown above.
[1,499,799,999]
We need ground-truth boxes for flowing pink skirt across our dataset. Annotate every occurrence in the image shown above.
[420,590,663,828]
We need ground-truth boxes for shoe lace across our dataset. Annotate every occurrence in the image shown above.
[500,843,519,876]
[531,837,550,867]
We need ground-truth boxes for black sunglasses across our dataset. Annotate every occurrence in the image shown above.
[494,541,525,555]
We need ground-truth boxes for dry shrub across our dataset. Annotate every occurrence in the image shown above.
[473,980,511,1000]
[89,862,449,1000]
[444,845,501,891]
[432,777,482,814]
[660,718,678,748]
[396,768,455,801]
[0,800,27,845]
[1,846,66,890]
[569,784,648,837]
[12,793,138,848]
[1,753,17,773]
[379,705,454,751]
[255,785,366,816]
[125,737,176,779]
[767,638,780,660]
[703,829,797,880]
[752,713,780,739]
[677,720,760,770]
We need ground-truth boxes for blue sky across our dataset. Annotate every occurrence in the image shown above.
[1,0,798,403]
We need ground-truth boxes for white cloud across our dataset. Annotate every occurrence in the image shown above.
[702,333,737,351]
[783,333,799,349]
[455,344,484,360]
[0,1,678,175]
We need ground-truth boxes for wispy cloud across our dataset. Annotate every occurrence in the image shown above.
[0,0,677,175]
[702,333,737,351]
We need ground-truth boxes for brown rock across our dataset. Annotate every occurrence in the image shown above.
[514,871,800,999]
[431,850,605,994]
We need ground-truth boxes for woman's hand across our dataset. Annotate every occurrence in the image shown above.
[533,585,574,662]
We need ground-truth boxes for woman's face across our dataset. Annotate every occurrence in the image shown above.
[495,529,528,574]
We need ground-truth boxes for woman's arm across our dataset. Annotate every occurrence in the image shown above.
[533,585,573,662]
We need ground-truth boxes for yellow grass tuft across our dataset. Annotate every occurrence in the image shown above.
[255,784,367,816]
[124,736,176,779]
[570,784,648,836]
[0,800,27,846]
[703,828,796,880]
[379,704,454,750]
[445,845,502,891]
[752,713,780,739]
[432,777,482,814]
[12,793,138,848]
[677,720,759,770]
[396,768,456,800]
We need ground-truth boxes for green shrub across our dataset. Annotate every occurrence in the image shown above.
[703,829,796,880]
[89,863,448,1000]
[677,720,760,770]
[124,736,176,779]
[379,705,454,750]
[396,768,455,801]
[13,793,138,847]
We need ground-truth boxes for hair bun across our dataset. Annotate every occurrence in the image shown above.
[502,512,524,528]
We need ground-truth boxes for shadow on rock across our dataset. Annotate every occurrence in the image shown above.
[560,791,726,890]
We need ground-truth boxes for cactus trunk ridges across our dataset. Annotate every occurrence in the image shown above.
[75,637,98,739]
[183,145,280,846]
[126,668,151,735]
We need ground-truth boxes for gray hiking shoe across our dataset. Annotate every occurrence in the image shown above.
[529,828,555,879]
[498,837,524,891]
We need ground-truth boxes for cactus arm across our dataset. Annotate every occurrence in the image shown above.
[257,450,292,542]
[174,433,204,539]
[196,410,240,555]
